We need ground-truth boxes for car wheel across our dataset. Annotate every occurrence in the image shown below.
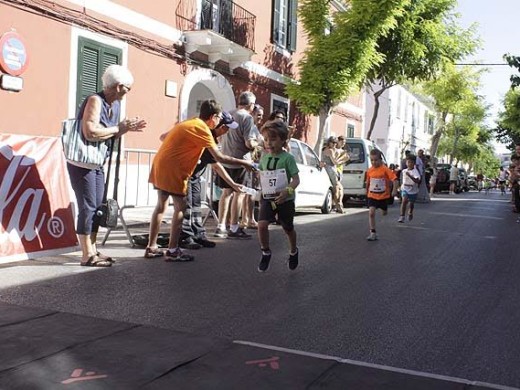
[321,189,333,214]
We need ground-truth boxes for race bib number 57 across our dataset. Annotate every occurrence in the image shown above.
[260,169,288,199]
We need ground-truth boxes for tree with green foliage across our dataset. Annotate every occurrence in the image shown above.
[470,128,500,177]
[419,64,483,158]
[436,90,487,164]
[495,87,520,148]
[286,0,411,155]
[504,53,520,89]
[365,0,478,140]
[472,149,501,178]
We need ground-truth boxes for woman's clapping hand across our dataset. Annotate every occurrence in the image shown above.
[119,117,147,135]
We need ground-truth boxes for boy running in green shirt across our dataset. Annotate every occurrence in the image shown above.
[257,119,300,272]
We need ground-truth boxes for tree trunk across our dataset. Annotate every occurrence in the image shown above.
[450,120,459,165]
[366,88,386,141]
[314,106,332,158]
[430,111,447,158]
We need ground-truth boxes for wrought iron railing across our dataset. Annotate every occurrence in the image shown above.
[176,0,256,51]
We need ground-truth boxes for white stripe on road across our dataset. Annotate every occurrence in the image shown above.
[233,340,519,390]
[429,211,504,220]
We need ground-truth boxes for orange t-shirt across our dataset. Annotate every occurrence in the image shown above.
[366,165,396,200]
[149,118,217,195]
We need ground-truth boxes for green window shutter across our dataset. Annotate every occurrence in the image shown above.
[76,37,122,113]
[271,0,281,45]
[287,0,298,52]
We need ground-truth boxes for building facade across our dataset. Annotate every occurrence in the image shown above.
[364,84,436,165]
[1,0,363,149]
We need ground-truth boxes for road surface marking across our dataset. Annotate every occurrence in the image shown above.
[234,340,518,390]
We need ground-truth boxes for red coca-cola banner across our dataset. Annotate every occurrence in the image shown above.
[1,134,78,262]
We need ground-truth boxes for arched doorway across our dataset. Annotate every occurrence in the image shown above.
[179,68,235,120]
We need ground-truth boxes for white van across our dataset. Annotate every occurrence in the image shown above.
[340,138,387,202]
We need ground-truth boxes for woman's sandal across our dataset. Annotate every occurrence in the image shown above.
[144,247,164,259]
[97,252,115,263]
[81,255,112,267]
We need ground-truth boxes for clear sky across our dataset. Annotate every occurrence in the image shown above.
[455,0,518,152]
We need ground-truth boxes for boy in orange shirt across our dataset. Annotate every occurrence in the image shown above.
[366,149,398,241]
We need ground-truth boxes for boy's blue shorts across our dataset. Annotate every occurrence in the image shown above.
[401,190,417,202]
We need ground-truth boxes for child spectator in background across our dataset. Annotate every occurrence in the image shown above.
[366,149,398,241]
[398,155,421,223]
[257,119,300,272]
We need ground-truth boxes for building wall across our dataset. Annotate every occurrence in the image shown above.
[365,84,435,165]
[1,0,365,153]
[1,5,71,136]
[0,2,188,151]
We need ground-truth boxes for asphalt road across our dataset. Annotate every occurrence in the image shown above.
[1,190,519,388]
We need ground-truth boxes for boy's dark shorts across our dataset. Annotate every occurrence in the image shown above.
[215,167,247,189]
[367,197,390,211]
[259,199,295,231]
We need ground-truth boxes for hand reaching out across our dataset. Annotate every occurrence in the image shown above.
[119,116,147,135]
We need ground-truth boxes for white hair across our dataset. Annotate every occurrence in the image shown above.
[102,65,134,89]
[238,91,256,106]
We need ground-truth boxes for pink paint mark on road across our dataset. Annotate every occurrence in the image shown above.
[61,368,108,384]
[245,356,280,370]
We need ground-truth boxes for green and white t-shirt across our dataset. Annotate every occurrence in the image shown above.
[259,151,299,201]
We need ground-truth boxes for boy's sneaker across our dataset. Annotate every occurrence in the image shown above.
[258,252,272,272]
[213,227,228,238]
[288,248,299,270]
[397,216,405,223]
[227,227,252,239]
[164,248,195,262]
[366,232,378,241]
[408,213,414,221]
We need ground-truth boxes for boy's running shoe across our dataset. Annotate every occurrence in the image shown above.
[408,213,414,221]
[164,248,195,262]
[288,248,299,270]
[366,232,378,241]
[397,216,405,223]
[258,252,272,272]
[227,227,252,239]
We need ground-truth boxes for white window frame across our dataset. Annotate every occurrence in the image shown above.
[270,93,290,117]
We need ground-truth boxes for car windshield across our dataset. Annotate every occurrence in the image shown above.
[345,142,365,163]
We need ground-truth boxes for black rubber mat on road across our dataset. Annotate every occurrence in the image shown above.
[0,301,514,390]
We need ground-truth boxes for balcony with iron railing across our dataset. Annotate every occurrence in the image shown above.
[176,0,256,70]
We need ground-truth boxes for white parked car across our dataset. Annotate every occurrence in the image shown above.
[288,138,334,214]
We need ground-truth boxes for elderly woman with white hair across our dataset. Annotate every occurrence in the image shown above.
[67,64,147,267]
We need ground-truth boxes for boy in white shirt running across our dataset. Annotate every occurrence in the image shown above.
[399,155,421,222]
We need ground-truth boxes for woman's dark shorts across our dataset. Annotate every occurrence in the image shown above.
[258,199,295,231]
